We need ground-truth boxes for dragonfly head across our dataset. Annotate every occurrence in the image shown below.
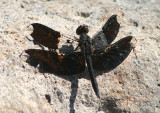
[76,25,89,35]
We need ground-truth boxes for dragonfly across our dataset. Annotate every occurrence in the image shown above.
[25,15,133,98]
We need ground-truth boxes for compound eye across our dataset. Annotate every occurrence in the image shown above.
[76,25,89,35]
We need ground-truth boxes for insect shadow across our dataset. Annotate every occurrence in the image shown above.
[26,45,79,113]
[25,42,132,113]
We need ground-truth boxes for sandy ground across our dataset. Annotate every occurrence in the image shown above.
[0,0,160,113]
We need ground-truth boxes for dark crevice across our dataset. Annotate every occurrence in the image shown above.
[77,12,91,18]
[45,94,51,104]
[99,98,130,113]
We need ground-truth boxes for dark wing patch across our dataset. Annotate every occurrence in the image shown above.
[31,23,60,49]
[102,15,120,44]
[25,49,85,75]
[92,15,120,50]
[92,36,133,72]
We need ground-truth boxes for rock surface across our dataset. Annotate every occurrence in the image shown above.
[0,0,160,113]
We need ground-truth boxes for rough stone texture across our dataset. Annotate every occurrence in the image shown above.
[0,0,160,113]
